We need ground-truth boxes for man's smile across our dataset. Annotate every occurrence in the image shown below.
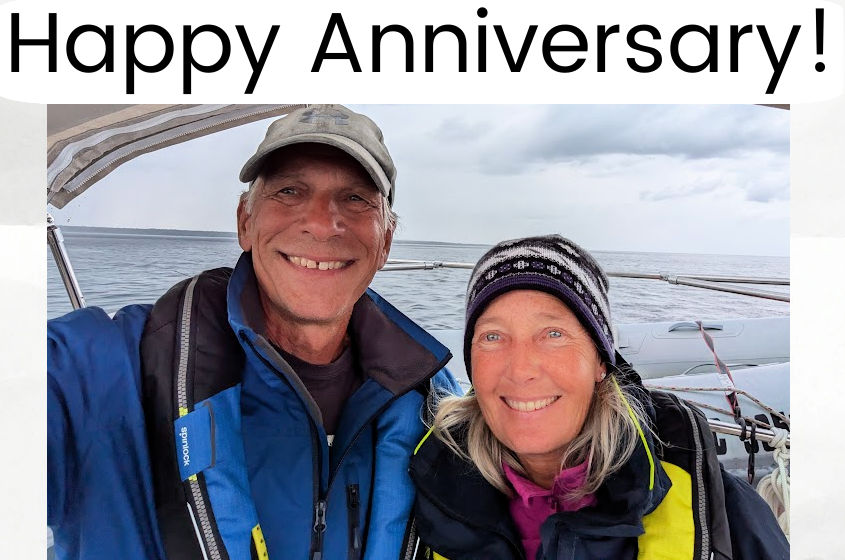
[283,252,353,271]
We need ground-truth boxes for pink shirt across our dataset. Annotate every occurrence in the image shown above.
[503,461,597,560]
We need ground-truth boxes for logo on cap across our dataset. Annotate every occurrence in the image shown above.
[299,108,350,126]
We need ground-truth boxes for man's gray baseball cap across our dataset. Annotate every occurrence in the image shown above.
[239,104,397,205]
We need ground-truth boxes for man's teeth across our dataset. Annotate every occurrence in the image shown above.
[504,396,559,412]
[287,255,347,270]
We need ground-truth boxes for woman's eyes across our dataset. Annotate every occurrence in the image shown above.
[478,330,563,343]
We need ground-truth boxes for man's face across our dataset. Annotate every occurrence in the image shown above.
[237,145,393,330]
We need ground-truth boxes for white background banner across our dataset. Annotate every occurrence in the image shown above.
[0,0,841,103]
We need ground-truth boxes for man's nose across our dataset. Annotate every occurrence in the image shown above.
[301,195,344,240]
[504,342,540,384]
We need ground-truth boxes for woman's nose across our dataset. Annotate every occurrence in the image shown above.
[503,343,540,384]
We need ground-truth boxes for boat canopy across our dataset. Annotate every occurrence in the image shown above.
[47,104,304,208]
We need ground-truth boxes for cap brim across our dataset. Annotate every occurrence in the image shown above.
[239,133,392,203]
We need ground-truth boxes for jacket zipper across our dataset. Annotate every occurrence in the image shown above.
[400,516,418,560]
[310,417,327,560]
[675,396,711,560]
[346,484,361,560]
[242,334,330,560]
[347,484,362,559]
[177,276,224,560]
[312,498,328,560]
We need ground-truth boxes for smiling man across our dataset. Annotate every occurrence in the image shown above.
[48,105,459,560]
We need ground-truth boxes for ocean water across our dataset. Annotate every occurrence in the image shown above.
[48,228,790,326]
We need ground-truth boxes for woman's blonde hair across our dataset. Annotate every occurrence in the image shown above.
[432,367,647,500]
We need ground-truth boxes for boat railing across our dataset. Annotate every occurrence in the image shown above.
[47,214,86,309]
[383,259,790,302]
[707,419,790,448]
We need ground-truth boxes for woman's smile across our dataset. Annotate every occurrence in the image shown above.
[501,395,560,413]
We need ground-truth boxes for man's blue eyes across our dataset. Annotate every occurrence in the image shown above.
[272,189,369,202]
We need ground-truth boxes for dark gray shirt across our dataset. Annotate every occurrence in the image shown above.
[276,343,363,437]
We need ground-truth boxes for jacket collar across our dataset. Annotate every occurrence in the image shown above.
[410,430,523,552]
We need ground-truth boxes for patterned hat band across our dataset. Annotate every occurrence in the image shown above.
[464,235,615,378]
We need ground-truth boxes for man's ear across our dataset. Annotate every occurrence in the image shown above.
[378,225,394,269]
[236,197,252,252]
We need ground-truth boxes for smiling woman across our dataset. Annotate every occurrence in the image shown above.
[409,234,789,560]
[470,290,613,490]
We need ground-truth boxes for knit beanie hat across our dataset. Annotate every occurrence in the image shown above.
[464,234,615,378]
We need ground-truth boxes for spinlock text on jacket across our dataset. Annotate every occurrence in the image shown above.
[179,427,190,467]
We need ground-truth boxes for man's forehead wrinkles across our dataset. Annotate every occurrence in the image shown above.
[263,169,307,181]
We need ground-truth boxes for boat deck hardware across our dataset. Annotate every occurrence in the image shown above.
[47,213,86,310]
[707,419,789,448]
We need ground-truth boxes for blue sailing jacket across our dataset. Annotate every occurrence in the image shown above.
[48,253,459,559]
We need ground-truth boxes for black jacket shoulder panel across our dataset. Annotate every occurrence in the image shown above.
[410,433,524,559]
[721,468,789,560]
[140,267,241,560]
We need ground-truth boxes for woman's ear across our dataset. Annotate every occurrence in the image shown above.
[596,366,607,382]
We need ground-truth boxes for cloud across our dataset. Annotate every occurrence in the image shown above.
[741,174,789,203]
[640,180,721,202]
[431,118,487,142]
[432,105,792,176]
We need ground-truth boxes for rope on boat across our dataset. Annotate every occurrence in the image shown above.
[667,398,775,432]
[643,384,790,429]
[755,428,790,540]
[694,320,745,425]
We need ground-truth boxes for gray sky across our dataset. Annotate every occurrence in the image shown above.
[49,104,789,256]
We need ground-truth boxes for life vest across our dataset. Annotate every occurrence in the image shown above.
[141,267,262,560]
[411,390,734,560]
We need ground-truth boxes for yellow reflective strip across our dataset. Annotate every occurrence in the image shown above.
[178,406,189,417]
[414,426,435,456]
[612,377,654,490]
[188,474,197,482]
[638,461,695,559]
[432,552,450,560]
[251,524,269,559]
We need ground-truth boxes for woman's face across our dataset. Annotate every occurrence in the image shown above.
[471,290,605,477]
